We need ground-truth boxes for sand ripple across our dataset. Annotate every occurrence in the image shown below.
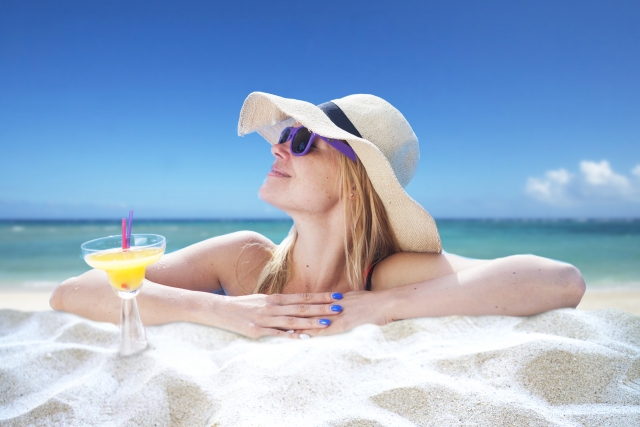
[1,308,639,426]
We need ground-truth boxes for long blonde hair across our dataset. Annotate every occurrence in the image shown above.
[253,151,401,294]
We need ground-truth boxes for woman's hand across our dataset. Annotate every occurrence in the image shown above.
[290,254,586,338]
[201,292,346,339]
[292,290,393,337]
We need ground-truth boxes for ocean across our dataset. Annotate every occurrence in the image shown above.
[1,219,639,290]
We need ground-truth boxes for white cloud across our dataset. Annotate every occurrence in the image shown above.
[580,160,629,187]
[525,160,640,205]
[525,168,573,205]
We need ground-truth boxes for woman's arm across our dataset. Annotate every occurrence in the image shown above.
[49,230,267,317]
[382,254,586,321]
[49,231,342,338]
[49,270,341,338]
[49,269,213,325]
[296,254,586,336]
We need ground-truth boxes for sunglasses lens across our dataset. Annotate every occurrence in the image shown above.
[278,127,292,145]
[291,127,311,154]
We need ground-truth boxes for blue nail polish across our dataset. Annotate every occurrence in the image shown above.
[331,292,343,300]
[319,318,331,326]
[330,305,342,312]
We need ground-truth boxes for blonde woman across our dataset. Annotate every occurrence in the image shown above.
[50,92,586,339]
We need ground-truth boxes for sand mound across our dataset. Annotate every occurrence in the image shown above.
[1,308,639,426]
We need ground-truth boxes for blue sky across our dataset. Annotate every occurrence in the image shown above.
[1,0,639,219]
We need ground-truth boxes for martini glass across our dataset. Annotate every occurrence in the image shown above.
[81,234,166,356]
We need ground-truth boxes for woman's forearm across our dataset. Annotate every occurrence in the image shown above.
[50,269,221,327]
[51,270,339,339]
[382,254,586,320]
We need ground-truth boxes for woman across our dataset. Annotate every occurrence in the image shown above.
[50,92,586,339]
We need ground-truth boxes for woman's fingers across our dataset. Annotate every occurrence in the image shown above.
[275,302,343,318]
[225,292,351,339]
[255,327,296,339]
[266,315,334,330]
[291,325,337,338]
[266,292,344,319]
[270,292,343,306]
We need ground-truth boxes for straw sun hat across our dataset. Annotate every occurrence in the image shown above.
[238,92,442,253]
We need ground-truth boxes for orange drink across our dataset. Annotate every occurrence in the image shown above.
[81,234,165,356]
[84,247,164,292]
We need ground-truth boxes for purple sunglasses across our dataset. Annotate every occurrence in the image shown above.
[278,126,357,162]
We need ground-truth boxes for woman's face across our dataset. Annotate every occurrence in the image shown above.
[258,123,343,217]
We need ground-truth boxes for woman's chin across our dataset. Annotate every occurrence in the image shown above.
[258,186,287,211]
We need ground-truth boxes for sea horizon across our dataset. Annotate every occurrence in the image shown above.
[1,217,639,222]
[1,218,639,291]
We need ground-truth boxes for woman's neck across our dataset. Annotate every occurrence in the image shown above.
[285,209,352,294]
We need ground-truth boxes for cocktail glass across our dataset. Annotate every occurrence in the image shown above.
[81,234,166,356]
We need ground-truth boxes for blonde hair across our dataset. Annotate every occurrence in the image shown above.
[253,150,402,294]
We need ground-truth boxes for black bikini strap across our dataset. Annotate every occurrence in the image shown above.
[365,263,377,291]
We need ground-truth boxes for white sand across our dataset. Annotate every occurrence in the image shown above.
[0,291,53,312]
[1,307,639,426]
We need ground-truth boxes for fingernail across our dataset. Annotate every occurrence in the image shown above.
[318,318,331,326]
[330,305,342,312]
[299,334,311,339]
[332,292,343,300]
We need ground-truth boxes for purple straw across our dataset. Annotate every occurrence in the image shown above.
[126,210,133,247]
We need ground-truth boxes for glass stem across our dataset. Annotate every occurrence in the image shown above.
[119,297,147,356]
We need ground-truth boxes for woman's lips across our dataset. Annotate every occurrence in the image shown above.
[268,167,291,178]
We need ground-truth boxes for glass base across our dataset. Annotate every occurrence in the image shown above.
[119,298,147,357]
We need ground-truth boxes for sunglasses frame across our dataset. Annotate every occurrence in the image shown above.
[278,126,357,162]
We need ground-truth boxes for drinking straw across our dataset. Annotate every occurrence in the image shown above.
[122,218,127,250]
[127,210,134,248]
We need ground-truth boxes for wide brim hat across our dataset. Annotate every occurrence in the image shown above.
[238,92,442,253]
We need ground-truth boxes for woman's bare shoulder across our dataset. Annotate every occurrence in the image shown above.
[145,230,275,294]
[219,231,275,296]
[370,251,491,291]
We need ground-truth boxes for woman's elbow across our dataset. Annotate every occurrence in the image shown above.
[49,278,75,311]
[554,262,586,308]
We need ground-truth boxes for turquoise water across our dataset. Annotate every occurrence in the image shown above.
[1,219,639,290]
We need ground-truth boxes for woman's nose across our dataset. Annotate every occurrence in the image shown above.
[271,141,291,159]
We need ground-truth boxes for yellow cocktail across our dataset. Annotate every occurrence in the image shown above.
[84,247,164,292]
[81,234,166,356]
